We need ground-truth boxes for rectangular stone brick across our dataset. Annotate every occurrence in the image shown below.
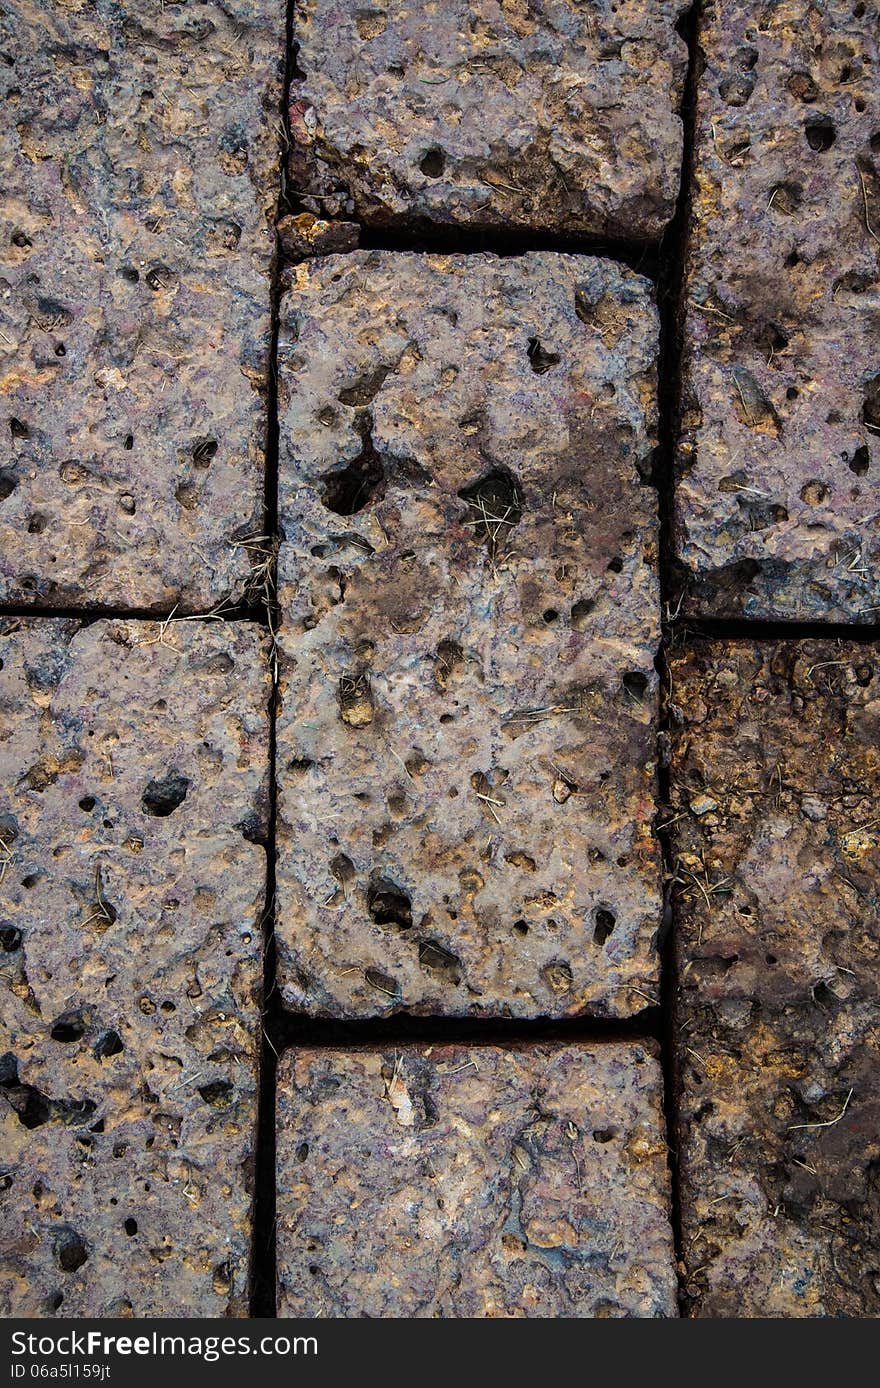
[0,618,270,1316]
[675,2,880,621]
[288,1,689,240]
[0,1,284,610]
[668,641,880,1316]
[276,1042,677,1317]
[276,251,662,1018]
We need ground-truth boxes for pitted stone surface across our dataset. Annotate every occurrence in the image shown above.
[276,251,661,1018]
[276,1043,677,1318]
[0,1,283,610]
[0,619,270,1316]
[675,2,880,621]
[288,1,688,240]
[675,1002,880,1318]
[668,641,880,1316]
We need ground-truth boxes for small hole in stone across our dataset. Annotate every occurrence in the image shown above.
[145,264,172,291]
[458,468,523,554]
[770,182,803,214]
[55,343,66,357]
[594,909,616,945]
[56,1230,89,1273]
[321,432,385,515]
[50,1014,86,1043]
[198,1080,233,1107]
[9,417,29,439]
[367,877,412,931]
[850,446,870,476]
[192,438,218,468]
[1,927,22,952]
[123,434,134,450]
[419,148,446,178]
[756,323,789,357]
[804,115,836,151]
[542,608,559,624]
[79,796,96,812]
[787,71,818,102]
[622,671,649,701]
[607,557,623,573]
[141,770,190,817]
[570,598,595,630]
[592,1128,616,1143]
[365,967,399,997]
[296,1142,309,1162]
[513,919,529,936]
[418,939,462,985]
[862,375,880,432]
[800,480,828,505]
[94,1030,124,1060]
[527,337,560,374]
[124,1218,137,1236]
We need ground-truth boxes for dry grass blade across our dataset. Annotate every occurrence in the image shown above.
[462,496,518,553]
[502,703,579,725]
[857,161,880,245]
[0,834,15,885]
[788,1088,854,1131]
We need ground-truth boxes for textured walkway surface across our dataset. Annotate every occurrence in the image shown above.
[0,0,878,1319]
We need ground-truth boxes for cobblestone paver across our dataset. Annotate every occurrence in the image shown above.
[0,619,270,1315]
[0,1,283,610]
[275,250,662,1018]
[675,1,880,621]
[276,1043,677,1317]
[288,1,689,240]
[668,641,880,1316]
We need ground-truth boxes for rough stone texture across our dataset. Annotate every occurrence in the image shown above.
[277,212,360,260]
[276,1042,677,1317]
[288,1,688,240]
[668,641,880,1316]
[0,1,284,610]
[0,619,270,1316]
[675,1,880,621]
[276,251,661,1018]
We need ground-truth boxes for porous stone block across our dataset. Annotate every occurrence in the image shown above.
[668,641,880,1316]
[276,251,662,1018]
[276,1042,678,1317]
[288,1,689,240]
[0,618,270,1316]
[675,1,880,620]
[0,0,284,609]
